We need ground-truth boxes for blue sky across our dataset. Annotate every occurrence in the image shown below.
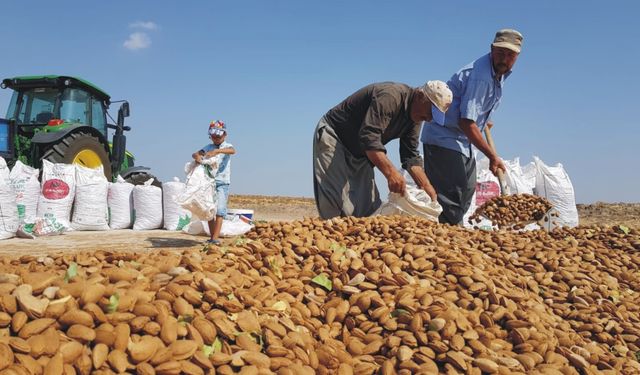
[1,1,638,203]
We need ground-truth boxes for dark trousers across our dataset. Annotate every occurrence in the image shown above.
[313,118,381,219]
[423,144,476,225]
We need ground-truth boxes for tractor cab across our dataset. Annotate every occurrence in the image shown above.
[0,75,155,184]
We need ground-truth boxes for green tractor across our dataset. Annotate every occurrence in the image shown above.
[0,75,158,185]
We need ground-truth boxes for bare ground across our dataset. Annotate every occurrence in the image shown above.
[0,196,636,255]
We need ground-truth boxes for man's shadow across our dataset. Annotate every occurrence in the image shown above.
[146,237,202,248]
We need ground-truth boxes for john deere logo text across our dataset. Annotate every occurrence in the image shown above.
[42,179,70,200]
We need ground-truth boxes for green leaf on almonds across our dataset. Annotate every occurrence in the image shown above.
[268,256,283,279]
[635,350,640,362]
[330,243,347,254]
[234,236,248,246]
[619,225,630,234]
[202,344,214,357]
[64,262,78,283]
[311,274,332,291]
[107,293,120,313]
[212,338,222,353]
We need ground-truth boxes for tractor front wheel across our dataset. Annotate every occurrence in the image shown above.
[42,132,112,180]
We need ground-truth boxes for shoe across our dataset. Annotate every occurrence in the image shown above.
[205,239,222,245]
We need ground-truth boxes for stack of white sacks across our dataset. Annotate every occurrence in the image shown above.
[463,156,579,230]
[0,157,255,240]
[0,157,193,240]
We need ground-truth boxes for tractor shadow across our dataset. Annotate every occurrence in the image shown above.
[146,237,203,248]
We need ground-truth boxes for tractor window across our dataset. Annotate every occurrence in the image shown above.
[60,88,90,125]
[7,88,58,124]
[5,91,20,120]
[91,97,107,136]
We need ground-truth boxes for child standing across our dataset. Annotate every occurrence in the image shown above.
[192,120,236,245]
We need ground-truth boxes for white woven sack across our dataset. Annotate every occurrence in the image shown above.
[534,156,579,229]
[9,160,40,224]
[133,178,163,230]
[176,160,218,222]
[521,162,537,194]
[163,177,191,231]
[108,176,134,229]
[0,157,18,239]
[504,157,533,195]
[72,165,109,231]
[37,160,75,229]
[182,217,253,238]
[375,185,442,222]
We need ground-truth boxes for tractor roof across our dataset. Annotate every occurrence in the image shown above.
[2,75,111,103]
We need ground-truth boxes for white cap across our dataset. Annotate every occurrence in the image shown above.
[422,80,452,125]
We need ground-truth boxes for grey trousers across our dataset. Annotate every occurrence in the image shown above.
[423,144,476,225]
[313,118,381,219]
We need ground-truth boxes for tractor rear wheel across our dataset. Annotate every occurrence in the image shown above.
[42,132,112,180]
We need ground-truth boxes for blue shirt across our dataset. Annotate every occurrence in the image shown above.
[420,53,511,158]
[201,141,233,184]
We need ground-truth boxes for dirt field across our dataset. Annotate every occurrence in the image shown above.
[0,195,637,255]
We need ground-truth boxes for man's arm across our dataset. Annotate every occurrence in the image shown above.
[204,147,236,158]
[406,165,437,201]
[459,119,505,175]
[365,150,406,195]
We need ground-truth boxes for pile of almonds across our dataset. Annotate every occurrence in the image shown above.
[0,215,639,375]
[469,194,554,229]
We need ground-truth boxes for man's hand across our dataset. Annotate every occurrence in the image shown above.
[423,183,437,202]
[489,155,506,177]
[387,168,406,195]
[194,154,203,164]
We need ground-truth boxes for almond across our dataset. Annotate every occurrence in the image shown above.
[169,340,198,361]
[8,337,31,354]
[79,284,105,306]
[128,336,158,363]
[15,353,42,375]
[73,353,92,375]
[113,323,130,351]
[150,347,173,366]
[160,316,178,345]
[43,353,64,375]
[0,343,15,370]
[136,362,156,375]
[42,327,60,356]
[92,343,109,369]
[133,302,159,318]
[60,341,83,364]
[82,303,107,324]
[59,310,94,328]
[18,318,55,339]
[67,325,96,343]
[154,360,181,375]
[27,334,47,357]
[10,311,28,333]
[192,318,217,345]
[107,349,129,373]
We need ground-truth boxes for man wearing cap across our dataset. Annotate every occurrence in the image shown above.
[420,29,523,225]
[313,80,453,219]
